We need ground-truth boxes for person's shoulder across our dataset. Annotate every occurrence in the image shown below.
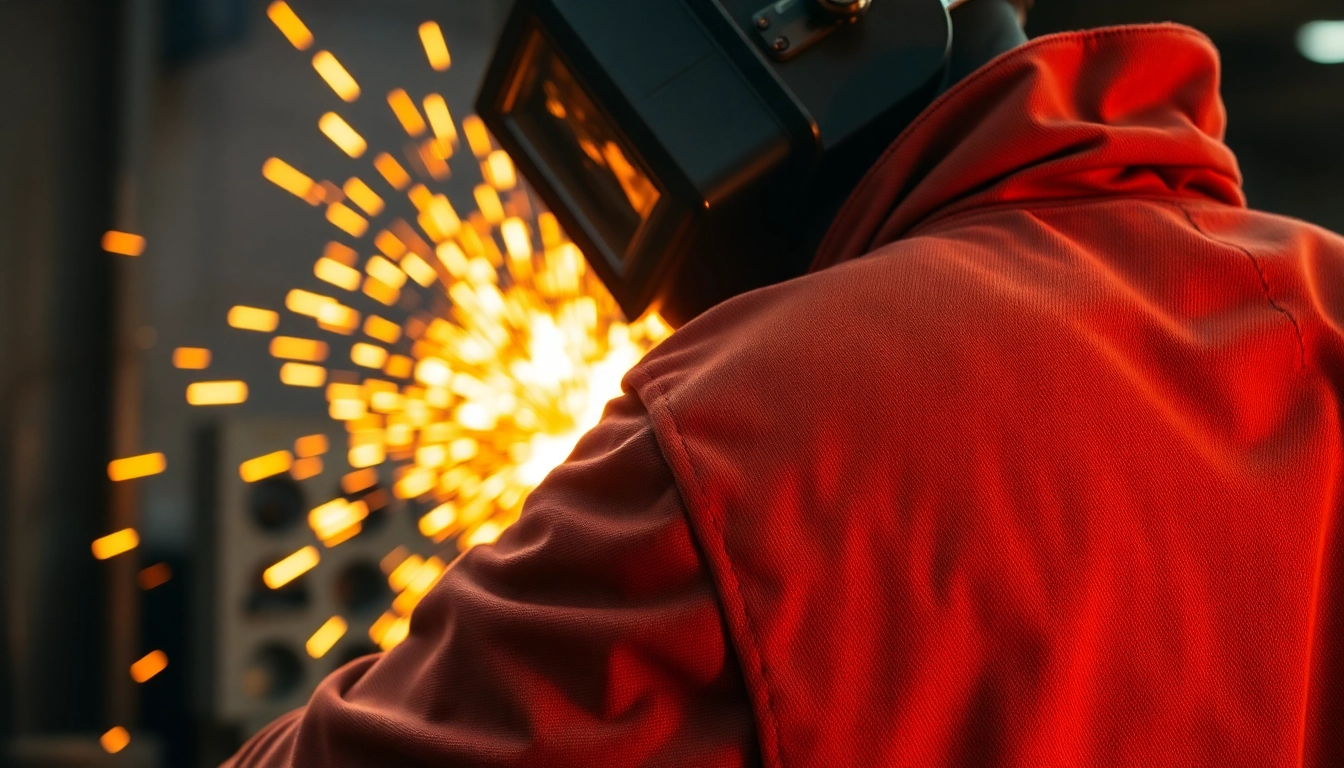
[626,233,1022,409]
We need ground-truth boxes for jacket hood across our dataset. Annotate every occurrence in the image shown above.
[812,23,1245,271]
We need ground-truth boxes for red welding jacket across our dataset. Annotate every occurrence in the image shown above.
[228,24,1344,767]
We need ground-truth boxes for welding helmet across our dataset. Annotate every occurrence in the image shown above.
[477,0,955,327]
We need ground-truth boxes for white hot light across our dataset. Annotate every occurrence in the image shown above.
[1298,21,1344,64]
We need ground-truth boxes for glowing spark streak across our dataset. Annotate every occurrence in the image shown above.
[186,381,249,405]
[130,650,168,683]
[228,306,279,332]
[500,217,532,261]
[538,212,562,249]
[291,456,323,480]
[286,289,333,317]
[342,468,379,494]
[374,153,411,190]
[348,442,384,467]
[295,434,329,458]
[263,546,320,589]
[463,115,491,158]
[172,347,211,369]
[138,563,172,590]
[102,231,146,256]
[306,616,348,658]
[362,277,400,306]
[92,529,139,560]
[366,255,407,289]
[485,150,517,190]
[418,502,457,540]
[313,51,360,102]
[343,177,384,216]
[324,241,357,266]
[107,452,166,482]
[319,112,368,158]
[326,202,369,237]
[101,728,131,755]
[270,336,329,362]
[375,230,407,258]
[474,185,505,224]
[364,315,402,344]
[401,253,437,287]
[267,2,313,49]
[423,94,458,147]
[419,22,451,70]
[280,362,327,388]
[240,450,294,482]
[415,357,452,387]
[387,89,427,137]
[314,257,361,291]
[262,158,318,203]
[351,343,389,369]
[418,139,451,181]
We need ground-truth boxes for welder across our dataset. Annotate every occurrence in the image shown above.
[230,0,1344,765]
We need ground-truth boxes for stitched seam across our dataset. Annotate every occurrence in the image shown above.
[1177,203,1307,370]
[902,193,1229,240]
[632,369,786,768]
[814,23,1217,268]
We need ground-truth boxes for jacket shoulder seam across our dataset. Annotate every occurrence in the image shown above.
[1175,202,1308,370]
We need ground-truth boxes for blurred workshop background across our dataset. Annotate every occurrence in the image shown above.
[1,0,1341,766]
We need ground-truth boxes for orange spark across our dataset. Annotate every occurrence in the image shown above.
[306,616,348,658]
[186,381,249,405]
[326,202,368,237]
[262,157,318,203]
[172,347,211,369]
[263,546,319,589]
[280,362,327,388]
[130,650,168,683]
[270,336,329,362]
[92,529,139,560]
[463,115,491,158]
[108,453,167,482]
[313,51,360,102]
[343,177,384,216]
[267,2,313,49]
[138,563,172,590]
[387,89,427,137]
[102,231,146,256]
[239,450,294,482]
[419,22,451,71]
[228,305,279,332]
[295,434,329,458]
[374,153,411,190]
[101,727,131,754]
[319,113,367,158]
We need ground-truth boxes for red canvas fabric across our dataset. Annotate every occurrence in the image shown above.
[228,23,1344,767]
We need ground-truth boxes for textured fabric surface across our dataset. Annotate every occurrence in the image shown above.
[229,23,1344,767]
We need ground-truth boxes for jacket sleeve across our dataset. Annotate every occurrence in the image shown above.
[223,389,759,767]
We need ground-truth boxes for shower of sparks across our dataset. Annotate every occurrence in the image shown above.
[267,1,313,50]
[129,650,168,683]
[223,14,678,655]
[101,727,131,755]
[92,529,140,560]
[108,452,166,481]
[172,347,212,369]
[102,230,146,256]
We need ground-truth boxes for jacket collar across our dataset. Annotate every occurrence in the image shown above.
[811,23,1245,271]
